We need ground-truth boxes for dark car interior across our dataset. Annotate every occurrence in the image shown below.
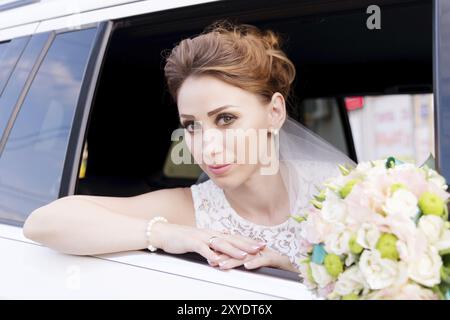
[75,0,432,198]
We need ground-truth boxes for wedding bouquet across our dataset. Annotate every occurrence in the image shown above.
[294,156,450,300]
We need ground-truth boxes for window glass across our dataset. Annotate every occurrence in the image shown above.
[295,98,349,155]
[0,33,48,138]
[347,94,434,165]
[0,36,29,96]
[0,28,97,225]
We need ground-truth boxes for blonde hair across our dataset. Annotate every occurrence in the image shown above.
[163,19,296,106]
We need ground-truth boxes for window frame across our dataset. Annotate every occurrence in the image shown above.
[0,24,105,226]
[58,21,113,198]
[336,97,358,162]
[433,0,450,183]
[0,31,54,157]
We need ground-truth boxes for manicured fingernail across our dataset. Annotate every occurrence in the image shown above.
[240,251,247,257]
[244,262,251,268]
[219,261,227,268]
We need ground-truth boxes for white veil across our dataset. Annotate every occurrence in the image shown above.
[277,116,357,216]
[195,115,357,216]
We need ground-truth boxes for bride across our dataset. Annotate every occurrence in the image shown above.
[23,20,354,274]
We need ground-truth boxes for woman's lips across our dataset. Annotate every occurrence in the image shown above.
[207,163,232,175]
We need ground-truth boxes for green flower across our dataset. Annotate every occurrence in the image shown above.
[341,293,359,300]
[339,179,359,199]
[324,254,344,278]
[418,192,445,217]
[348,236,363,255]
[376,233,399,260]
[390,183,407,194]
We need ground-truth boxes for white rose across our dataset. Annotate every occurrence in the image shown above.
[408,246,442,287]
[395,283,439,300]
[366,283,438,300]
[435,229,450,252]
[383,189,418,219]
[366,163,388,177]
[427,168,448,190]
[418,215,444,244]
[356,223,381,249]
[334,266,366,296]
[359,250,400,290]
[324,229,352,256]
[321,191,347,223]
[395,163,417,171]
[345,253,356,266]
[310,263,334,288]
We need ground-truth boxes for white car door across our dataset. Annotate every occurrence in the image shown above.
[0,223,315,299]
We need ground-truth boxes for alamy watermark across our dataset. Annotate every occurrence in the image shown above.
[367,5,381,30]
[170,126,280,175]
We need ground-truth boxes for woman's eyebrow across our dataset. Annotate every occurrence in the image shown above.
[207,105,238,117]
[179,105,239,119]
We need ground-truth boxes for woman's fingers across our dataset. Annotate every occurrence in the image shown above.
[217,252,271,270]
[243,255,268,269]
[225,234,266,254]
[195,242,221,263]
[207,253,228,266]
[207,231,266,255]
[209,237,250,259]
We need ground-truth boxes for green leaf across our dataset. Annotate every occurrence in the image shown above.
[421,153,436,170]
[338,164,350,176]
[290,214,306,223]
[310,199,323,209]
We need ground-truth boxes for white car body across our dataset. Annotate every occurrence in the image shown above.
[0,223,315,299]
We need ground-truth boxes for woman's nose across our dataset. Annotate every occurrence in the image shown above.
[202,128,225,163]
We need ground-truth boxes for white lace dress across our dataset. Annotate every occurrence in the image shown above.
[190,179,306,271]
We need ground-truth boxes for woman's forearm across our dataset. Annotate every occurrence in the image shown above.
[23,196,150,255]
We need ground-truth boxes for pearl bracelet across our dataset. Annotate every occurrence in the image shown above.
[146,216,168,252]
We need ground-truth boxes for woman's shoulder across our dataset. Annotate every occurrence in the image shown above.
[190,179,223,203]
[190,178,216,192]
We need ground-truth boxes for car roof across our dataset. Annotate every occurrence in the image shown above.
[0,0,218,42]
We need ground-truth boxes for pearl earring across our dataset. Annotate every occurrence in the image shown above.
[270,127,278,135]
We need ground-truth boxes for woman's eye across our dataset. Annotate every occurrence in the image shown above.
[185,121,202,134]
[216,114,236,126]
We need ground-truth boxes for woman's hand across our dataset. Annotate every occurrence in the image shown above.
[150,222,266,263]
[208,245,299,273]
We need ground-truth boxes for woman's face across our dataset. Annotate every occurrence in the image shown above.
[177,75,285,190]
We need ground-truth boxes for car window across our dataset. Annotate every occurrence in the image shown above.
[347,93,434,165]
[294,98,349,156]
[0,36,29,96]
[162,137,204,179]
[0,33,48,140]
[0,28,97,226]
